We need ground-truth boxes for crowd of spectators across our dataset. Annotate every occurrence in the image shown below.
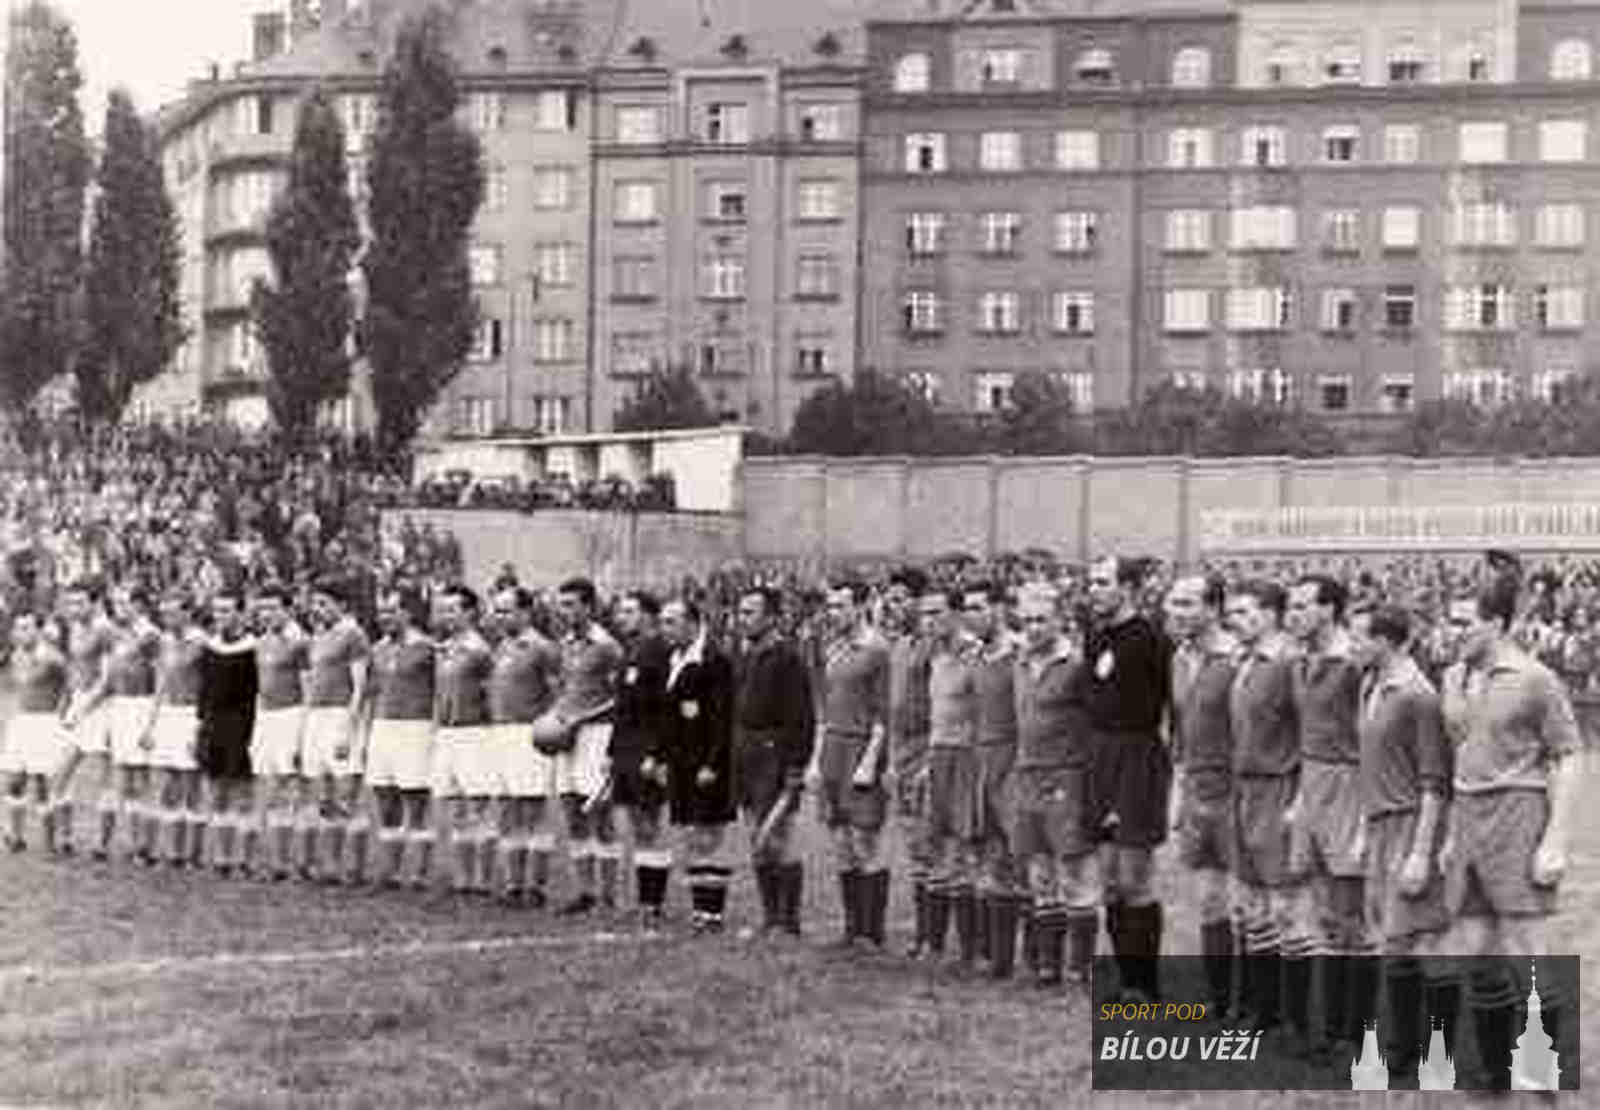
[395,470,678,514]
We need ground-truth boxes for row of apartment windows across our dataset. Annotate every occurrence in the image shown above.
[610,251,843,300]
[889,38,1598,94]
[901,118,1592,174]
[898,285,1590,335]
[609,334,839,379]
[467,317,579,363]
[902,369,1096,413]
[900,202,1590,256]
[468,244,580,289]
[455,396,572,437]
[612,101,848,144]
[608,178,845,224]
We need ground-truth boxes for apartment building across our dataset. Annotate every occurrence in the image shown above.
[861,0,1600,418]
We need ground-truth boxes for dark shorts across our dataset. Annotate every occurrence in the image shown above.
[927,747,978,843]
[1010,767,1094,860]
[1177,790,1232,872]
[1366,810,1449,942]
[975,744,1015,847]
[895,758,928,820]
[1090,730,1172,849]
[1444,789,1557,919]
[609,756,666,812]
[736,735,786,819]
[1233,773,1297,889]
[817,734,886,831]
[1291,760,1365,880]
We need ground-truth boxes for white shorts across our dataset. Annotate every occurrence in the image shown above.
[431,725,498,798]
[365,719,434,791]
[553,722,612,799]
[2,713,69,776]
[493,723,552,799]
[302,706,362,780]
[252,706,306,779]
[68,694,112,755]
[151,705,198,772]
[109,696,154,768]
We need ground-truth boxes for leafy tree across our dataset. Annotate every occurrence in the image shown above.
[252,88,359,445]
[989,369,1085,455]
[785,368,979,456]
[361,11,484,455]
[1,1,90,409]
[613,364,716,433]
[1098,382,1344,457]
[78,88,183,425]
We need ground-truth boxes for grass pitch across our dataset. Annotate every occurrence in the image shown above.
[2,782,1597,1108]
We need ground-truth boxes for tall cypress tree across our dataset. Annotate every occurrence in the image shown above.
[361,11,483,455]
[2,0,90,410]
[253,88,358,444]
[78,88,183,425]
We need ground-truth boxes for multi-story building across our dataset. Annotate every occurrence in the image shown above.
[588,2,866,435]
[861,0,1600,419]
[147,0,612,435]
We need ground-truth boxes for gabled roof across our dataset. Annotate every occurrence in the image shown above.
[595,0,872,67]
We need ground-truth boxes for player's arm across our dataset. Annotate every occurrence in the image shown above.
[784,646,817,789]
[1534,674,1584,885]
[853,647,891,786]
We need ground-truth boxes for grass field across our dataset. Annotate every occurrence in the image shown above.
[2,765,1598,1108]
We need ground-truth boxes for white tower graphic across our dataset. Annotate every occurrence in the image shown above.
[1418,1018,1456,1091]
[1511,960,1560,1092]
[1351,1019,1389,1090]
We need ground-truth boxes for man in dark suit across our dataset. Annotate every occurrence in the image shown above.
[660,598,737,933]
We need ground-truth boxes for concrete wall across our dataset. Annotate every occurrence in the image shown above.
[742,455,1600,565]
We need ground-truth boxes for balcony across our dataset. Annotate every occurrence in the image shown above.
[206,131,289,175]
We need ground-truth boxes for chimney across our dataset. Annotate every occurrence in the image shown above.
[253,12,287,62]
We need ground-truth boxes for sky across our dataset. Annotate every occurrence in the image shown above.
[51,0,264,125]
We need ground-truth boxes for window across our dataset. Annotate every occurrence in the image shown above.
[1055,131,1099,170]
[1172,47,1211,88]
[1317,375,1353,411]
[978,292,1021,334]
[470,318,505,362]
[612,332,659,378]
[698,340,748,378]
[1553,39,1593,81]
[980,131,1022,172]
[705,103,750,144]
[1445,284,1513,330]
[616,105,662,144]
[1168,128,1214,168]
[470,92,505,133]
[1075,49,1115,85]
[981,48,1021,85]
[1388,44,1425,84]
[797,180,839,221]
[469,244,501,287]
[895,53,931,93]
[1241,126,1286,167]
[1452,203,1515,247]
[1534,368,1577,403]
[1323,125,1359,163]
[1052,292,1095,335]
[1384,125,1421,164]
[1324,209,1361,253]
[1537,203,1586,247]
[1166,209,1211,252]
[703,254,746,299]
[533,90,573,132]
[981,211,1022,255]
[254,94,276,136]
[1227,286,1293,331]
[1459,122,1507,163]
[1382,206,1421,249]
[1172,370,1210,392]
[532,243,575,289]
[1054,211,1099,253]
[905,132,947,174]
[458,398,497,438]
[1265,45,1299,86]
[612,255,656,299]
[1230,206,1296,250]
[614,181,659,223]
[533,397,570,436]
[1059,372,1093,410]
[799,103,844,141]
[975,372,1015,413]
[1380,376,1415,413]
[1229,369,1293,406]
[708,181,747,221]
[340,94,376,148]
[532,166,574,210]
[905,370,940,403]
[795,337,833,378]
[1321,287,1358,331]
[1467,49,1491,83]
[796,254,838,297]
[1444,370,1510,406]
[1384,285,1417,328]
[1324,43,1361,84]
[1541,120,1587,163]
[906,212,946,256]
[1537,285,1585,329]
[532,318,574,363]
[1164,289,1211,332]
[903,291,942,333]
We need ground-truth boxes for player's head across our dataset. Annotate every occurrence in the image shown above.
[253,585,291,633]
[11,610,39,650]
[377,587,423,638]
[309,578,349,628]
[1288,574,1347,644]
[493,586,536,637]
[61,580,99,624]
[436,584,479,636]
[738,586,782,642]
[918,586,963,642]
[617,590,661,639]
[1165,574,1225,643]
[886,567,930,634]
[660,597,702,650]
[556,577,597,632]
[961,580,1007,641]
[109,584,151,627]
[1447,580,1515,666]
[826,579,869,634]
[1088,556,1148,621]
[1016,585,1062,653]
[1225,579,1285,648]
[158,591,192,633]
[211,590,247,639]
[1349,604,1410,671]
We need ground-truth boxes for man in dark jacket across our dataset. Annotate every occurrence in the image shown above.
[610,590,673,925]
[659,597,737,933]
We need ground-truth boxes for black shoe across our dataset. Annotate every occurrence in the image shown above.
[559,893,597,917]
[5,838,24,853]
[214,864,234,879]
[526,887,548,910]
[90,848,110,863]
